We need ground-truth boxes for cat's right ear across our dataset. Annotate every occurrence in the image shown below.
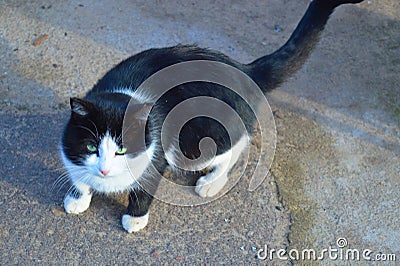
[70,97,93,116]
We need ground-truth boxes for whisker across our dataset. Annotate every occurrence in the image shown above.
[88,119,99,138]
[52,163,92,193]
[63,172,92,200]
[74,125,98,140]
[52,173,68,190]
[55,178,71,193]
[52,172,77,193]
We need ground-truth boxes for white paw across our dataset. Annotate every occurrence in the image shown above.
[195,173,228,198]
[122,213,149,233]
[63,194,92,214]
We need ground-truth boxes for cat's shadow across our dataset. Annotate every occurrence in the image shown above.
[1,111,74,207]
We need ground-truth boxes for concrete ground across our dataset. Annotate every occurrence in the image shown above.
[0,0,399,264]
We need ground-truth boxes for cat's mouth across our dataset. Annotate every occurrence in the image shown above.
[98,175,111,179]
[97,173,116,179]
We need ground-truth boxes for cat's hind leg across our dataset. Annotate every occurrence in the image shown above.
[195,134,248,198]
[195,165,229,197]
[64,182,92,214]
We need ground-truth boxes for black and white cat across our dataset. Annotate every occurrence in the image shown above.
[60,0,364,233]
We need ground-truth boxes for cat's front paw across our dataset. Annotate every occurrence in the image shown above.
[63,194,92,214]
[122,213,149,233]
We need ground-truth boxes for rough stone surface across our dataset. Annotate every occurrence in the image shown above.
[0,0,398,264]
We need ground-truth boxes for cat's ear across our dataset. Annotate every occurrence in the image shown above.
[70,97,94,116]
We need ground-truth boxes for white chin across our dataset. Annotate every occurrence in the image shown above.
[87,173,136,194]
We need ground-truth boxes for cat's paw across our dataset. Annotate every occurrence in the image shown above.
[195,173,228,198]
[63,194,92,214]
[122,213,149,233]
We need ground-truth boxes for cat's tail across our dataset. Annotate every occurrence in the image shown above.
[247,0,363,92]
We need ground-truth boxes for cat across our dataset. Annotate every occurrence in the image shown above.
[60,0,364,233]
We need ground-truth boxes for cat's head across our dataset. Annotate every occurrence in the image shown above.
[61,96,153,193]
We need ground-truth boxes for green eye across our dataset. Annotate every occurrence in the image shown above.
[86,144,97,152]
[115,147,127,155]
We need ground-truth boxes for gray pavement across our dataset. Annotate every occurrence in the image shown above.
[0,0,399,264]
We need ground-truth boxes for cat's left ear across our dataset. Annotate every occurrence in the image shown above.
[70,97,94,116]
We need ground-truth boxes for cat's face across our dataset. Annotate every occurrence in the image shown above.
[61,97,153,193]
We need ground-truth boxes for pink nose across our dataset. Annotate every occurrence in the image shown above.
[100,169,110,176]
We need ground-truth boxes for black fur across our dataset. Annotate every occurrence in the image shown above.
[61,0,364,231]
[62,95,130,165]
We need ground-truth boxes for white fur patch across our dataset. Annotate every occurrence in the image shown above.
[195,173,228,197]
[63,182,92,214]
[64,194,92,214]
[97,132,118,174]
[122,213,149,233]
[195,134,249,197]
[61,132,156,194]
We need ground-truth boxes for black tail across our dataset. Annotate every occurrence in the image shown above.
[248,0,363,91]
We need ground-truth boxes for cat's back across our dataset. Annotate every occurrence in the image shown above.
[90,45,241,95]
